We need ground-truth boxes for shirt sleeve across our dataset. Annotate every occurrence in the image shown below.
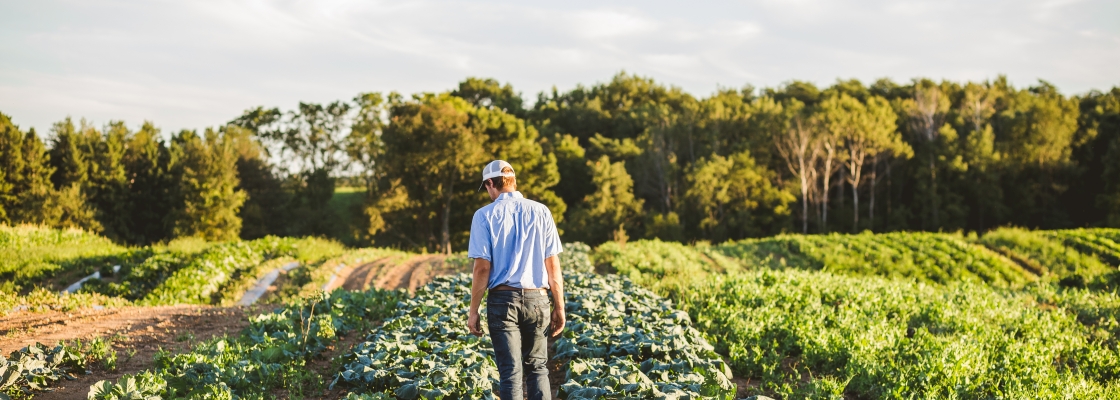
[543,208,563,258]
[467,210,492,261]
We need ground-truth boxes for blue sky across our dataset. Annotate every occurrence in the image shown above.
[1,0,1118,134]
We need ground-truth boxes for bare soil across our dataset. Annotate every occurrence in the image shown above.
[0,255,494,398]
[330,254,469,293]
[2,305,259,399]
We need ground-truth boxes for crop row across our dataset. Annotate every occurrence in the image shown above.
[669,268,1120,399]
[88,287,405,399]
[714,232,1035,287]
[332,270,735,399]
[555,273,735,399]
[1044,229,1120,267]
[0,225,134,293]
[74,236,344,306]
[977,227,1114,287]
[1,336,131,399]
[1,343,86,399]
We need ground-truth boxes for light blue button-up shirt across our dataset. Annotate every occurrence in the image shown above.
[468,191,563,289]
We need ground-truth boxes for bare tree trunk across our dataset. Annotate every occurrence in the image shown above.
[845,146,866,233]
[774,119,820,235]
[869,155,878,231]
[909,87,946,230]
[930,154,938,229]
[886,162,892,225]
[440,178,454,255]
[820,141,836,233]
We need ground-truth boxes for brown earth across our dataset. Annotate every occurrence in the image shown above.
[1,305,259,399]
[1,255,586,399]
[326,254,468,293]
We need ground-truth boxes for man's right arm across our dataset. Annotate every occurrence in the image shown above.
[545,254,565,337]
[468,258,490,336]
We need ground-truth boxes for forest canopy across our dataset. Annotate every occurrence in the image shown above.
[2,74,1119,253]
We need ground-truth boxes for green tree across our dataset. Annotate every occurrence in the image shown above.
[379,93,487,253]
[994,80,1080,228]
[958,83,1005,229]
[684,150,794,241]
[820,94,907,231]
[46,118,101,232]
[0,113,55,224]
[86,121,132,241]
[566,156,644,245]
[471,104,565,222]
[121,122,176,244]
[452,77,526,117]
[773,101,820,234]
[548,133,593,213]
[903,83,952,228]
[169,128,246,241]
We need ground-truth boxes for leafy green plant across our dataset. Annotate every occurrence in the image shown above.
[559,241,595,274]
[596,239,741,293]
[89,286,404,399]
[670,268,1120,398]
[88,371,165,400]
[978,227,1112,287]
[332,272,735,399]
[555,273,736,399]
[715,232,1035,287]
[0,342,87,398]
[332,274,499,398]
[0,225,135,293]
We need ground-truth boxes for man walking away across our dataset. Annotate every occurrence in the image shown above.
[467,160,566,400]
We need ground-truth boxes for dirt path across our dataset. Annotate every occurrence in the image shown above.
[2,305,256,399]
[323,255,400,292]
[327,254,470,293]
[376,255,438,292]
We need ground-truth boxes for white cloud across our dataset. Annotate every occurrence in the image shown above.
[0,0,1117,133]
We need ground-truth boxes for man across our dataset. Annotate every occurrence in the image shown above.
[467,160,565,400]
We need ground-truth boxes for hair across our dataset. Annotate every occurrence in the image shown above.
[488,167,517,191]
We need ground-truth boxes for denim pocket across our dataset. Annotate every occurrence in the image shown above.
[487,303,511,324]
[530,297,550,326]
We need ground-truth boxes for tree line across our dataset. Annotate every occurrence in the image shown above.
[1,73,1118,252]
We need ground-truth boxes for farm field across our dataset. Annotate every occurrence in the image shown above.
[2,225,1120,398]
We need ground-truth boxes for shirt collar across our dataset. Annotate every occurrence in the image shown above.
[496,191,524,201]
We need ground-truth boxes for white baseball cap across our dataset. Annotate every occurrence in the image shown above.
[478,160,515,191]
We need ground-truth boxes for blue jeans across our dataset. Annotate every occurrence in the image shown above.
[487,289,551,400]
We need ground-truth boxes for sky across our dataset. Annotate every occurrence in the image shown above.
[1,0,1118,135]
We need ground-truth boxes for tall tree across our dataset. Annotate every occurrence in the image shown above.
[959,83,1003,229]
[820,94,904,231]
[774,103,820,234]
[380,94,487,253]
[122,122,176,243]
[169,128,246,241]
[46,118,101,232]
[995,80,1080,227]
[685,150,793,241]
[86,121,132,241]
[904,84,951,228]
[566,156,644,244]
[453,77,526,117]
[0,114,54,224]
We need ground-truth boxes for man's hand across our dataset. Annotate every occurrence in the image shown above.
[468,309,483,336]
[549,307,565,337]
